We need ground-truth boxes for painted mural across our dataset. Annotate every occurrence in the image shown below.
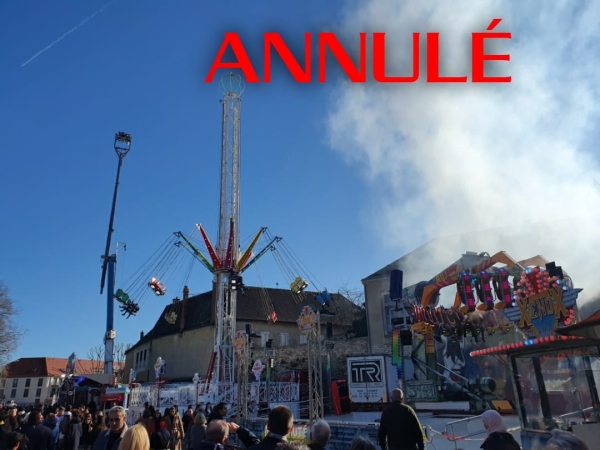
[431,309,518,401]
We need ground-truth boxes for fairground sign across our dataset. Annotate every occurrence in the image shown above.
[233,330,246,354]
[297,305,317,333]
[517,287,569,338]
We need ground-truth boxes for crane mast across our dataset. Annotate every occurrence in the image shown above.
[213,73,243,403]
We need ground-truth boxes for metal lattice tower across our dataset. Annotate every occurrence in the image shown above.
[213,73,244,404]
[307,312,324,424]
[236,333,249,426]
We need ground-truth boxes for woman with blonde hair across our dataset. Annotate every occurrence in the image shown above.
[119,424,150,450]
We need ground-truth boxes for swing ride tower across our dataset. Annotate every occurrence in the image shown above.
[212,73,244,403]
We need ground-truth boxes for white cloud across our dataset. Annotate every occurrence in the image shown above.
[327,0,600,304]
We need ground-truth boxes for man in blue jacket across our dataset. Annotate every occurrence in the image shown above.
[92,407,128,450]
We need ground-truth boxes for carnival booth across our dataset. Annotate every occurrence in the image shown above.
[468,265,600,450]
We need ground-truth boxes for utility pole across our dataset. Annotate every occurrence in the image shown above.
[100,131,132,375]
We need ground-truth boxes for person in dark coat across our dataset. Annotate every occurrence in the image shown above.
[378,389,424,450]
[21,411,55,450]
[6,432,26,450]
[206,405,226,425]
[91,407,128,450]
[197,420,228,450]
[189,413,207,450]
[80,413,100,450]
[0,410,14,450]
[248,406,294,450]
[480,410,521,450]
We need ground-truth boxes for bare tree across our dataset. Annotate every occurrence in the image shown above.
[336,283,367,338]
[113,342,131,382]
[0,281,24,369]
[87,343,131,381]
[86,346,105,374]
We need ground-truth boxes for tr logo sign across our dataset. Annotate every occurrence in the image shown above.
[350,360,382,384]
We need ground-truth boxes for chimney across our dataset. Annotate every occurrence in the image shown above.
[180,290,187,333]
[140,331,144,340]
[173,297,180,304]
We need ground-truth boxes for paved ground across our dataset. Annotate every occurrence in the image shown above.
[323,411,523,450]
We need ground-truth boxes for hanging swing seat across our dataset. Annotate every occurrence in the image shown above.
[267,310,277,324]
[164,311,178,324]
[290,276,308,294]
[149,277,167,296]
[114,288,131,303]
[119,300,140,318]
[314,290,332,307]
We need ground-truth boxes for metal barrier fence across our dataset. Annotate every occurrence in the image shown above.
[128,381,300,408]
[445,415,486,441]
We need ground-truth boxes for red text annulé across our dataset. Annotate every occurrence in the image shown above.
[204,19,511,84]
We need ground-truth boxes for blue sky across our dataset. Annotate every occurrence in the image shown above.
[0,0,394,360]
[3,0,600,364]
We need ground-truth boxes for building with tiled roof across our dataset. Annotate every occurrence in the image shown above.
[0,357,101,406]
[124,285,358,383]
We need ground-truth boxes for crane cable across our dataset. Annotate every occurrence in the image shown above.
[253,263,275,320]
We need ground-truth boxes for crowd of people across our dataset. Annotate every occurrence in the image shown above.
[0,401,108,450]
[0,389,592,450]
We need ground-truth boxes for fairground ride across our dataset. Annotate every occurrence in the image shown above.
[386,252,581,414]
[100,74,333,421]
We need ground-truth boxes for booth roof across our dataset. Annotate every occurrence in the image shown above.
[556,308,600,340]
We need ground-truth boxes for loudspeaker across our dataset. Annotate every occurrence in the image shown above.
[400,329,413,346]
[390,269,403,301]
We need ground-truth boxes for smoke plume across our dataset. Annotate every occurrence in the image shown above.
[327,1,600,306]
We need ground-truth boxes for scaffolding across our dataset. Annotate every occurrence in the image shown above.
[235,331,249,426]
[299,307,323,425]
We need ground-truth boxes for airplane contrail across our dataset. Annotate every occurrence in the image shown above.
[21,0,117,68]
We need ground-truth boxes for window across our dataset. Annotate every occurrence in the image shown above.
[512,346,600,431]
[261,331,271,348]
[12,379,18,388]
[37,378,43,387]
[280,333,289,347]
[0,389,4,399]
[36,388,42,397]
[143,349,147,361]
[25,379,31,388]
[299,334,308,345]
[10,389,16,398]
[0,379,5,388]
[23,389,29,398]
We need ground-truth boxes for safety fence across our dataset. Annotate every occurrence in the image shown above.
[240,415,521,450]
[126,381,300,425]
